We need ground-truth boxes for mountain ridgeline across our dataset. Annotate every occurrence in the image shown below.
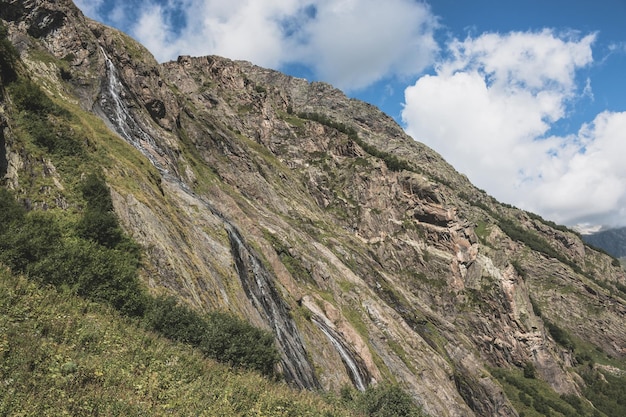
[583,227,626,259]
[1,1,626,416]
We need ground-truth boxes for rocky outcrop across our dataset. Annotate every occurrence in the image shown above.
[2,1,625,416]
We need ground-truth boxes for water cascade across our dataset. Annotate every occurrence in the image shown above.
[227,225,321,390]
[96,48,174,174]
[311,315,370,391]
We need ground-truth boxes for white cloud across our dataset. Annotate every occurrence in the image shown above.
[529,111,626,226]
[123,0,438,90]
[401,30,626,227]
[74,0,105,20]
[290,0,439,89]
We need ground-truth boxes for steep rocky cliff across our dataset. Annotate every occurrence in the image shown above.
[1,1,625,416]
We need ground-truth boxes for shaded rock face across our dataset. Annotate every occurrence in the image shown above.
[2,1,626,416]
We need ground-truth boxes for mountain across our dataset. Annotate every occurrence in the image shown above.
[583,227,626,259]
[1,1,626,416]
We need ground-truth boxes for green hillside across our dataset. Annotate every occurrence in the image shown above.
[0,268,348,416]
[0,267,426,417]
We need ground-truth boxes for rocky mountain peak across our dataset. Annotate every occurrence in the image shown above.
[1,1,626,416]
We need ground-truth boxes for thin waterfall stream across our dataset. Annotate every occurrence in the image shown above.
[96,48,169,173]
[311,315,369,391]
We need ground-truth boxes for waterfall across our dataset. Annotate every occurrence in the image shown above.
[96,47,169,174]
[311,315,369,391]
[227,224,321,390]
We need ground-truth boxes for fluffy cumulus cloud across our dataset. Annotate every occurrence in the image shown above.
[402,30,626,227]
[531,111,626,226]
[78,0,438,91]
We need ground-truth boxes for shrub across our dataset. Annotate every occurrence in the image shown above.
[76,173,136,252]
[544,320,574,351]
[144,296,208,346]
[76,208,125,248]
[0,187,25,224]
[0,187,145,316]
[27,238,147,316]
[523,362,536,379]
[81,172,114,212]
[202,311,279,377]
[358,384,424,417]
[0,186,278,379]
[297,111,412,172]
[8,79,61,116]
[0,210,63,273]
[0,22,18,84]
[145,296,280,377]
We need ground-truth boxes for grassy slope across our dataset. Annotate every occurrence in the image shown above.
[0,268,356,417]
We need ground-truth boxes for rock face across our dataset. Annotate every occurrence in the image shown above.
[2,1,626,416]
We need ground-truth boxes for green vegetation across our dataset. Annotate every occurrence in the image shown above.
[144,296,279,377]
[338,384,428,417]
[0,269,429,416]
[0,178,146,316]
[474,219,490,244]
[0,270,356,416]
[0,22,18,85]
[544,319,575,351]
[7,76,88,181]
[0,183,279,376]
[580,367,626,417]
[510,259,528,280]
[491,367,601,417]
[498,218,564,263]
[263,230,313,284]
[358,384,425,417]
[506,297,626,416]
[297,112,412,172]
[525,211,578,236]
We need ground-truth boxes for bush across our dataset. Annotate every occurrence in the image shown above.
[0,22,18,84]
[202,311,279,377]
[76,173,133,251]
[8,79,61,116]
[0,210,63,273]
[544,320,574,351]
[0,187,145,316]
[0,188,25,224]
[0,186,278,378]
[358,384,424,417]
[81,172,114,212]
[297,112,412,172]
[144,296,208,346]
[76,208,125,248]
[8,78,83,156]
[28,238,147,316]
[145,297,280,377]
[523,362,536,379]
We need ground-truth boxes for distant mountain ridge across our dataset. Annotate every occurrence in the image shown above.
[583,226,626,258]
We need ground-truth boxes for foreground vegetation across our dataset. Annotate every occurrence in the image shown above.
[0,269,345,416]
[0,268,427,416]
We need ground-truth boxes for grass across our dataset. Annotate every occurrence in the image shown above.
[0,269,358,417]
[490,367,600,417]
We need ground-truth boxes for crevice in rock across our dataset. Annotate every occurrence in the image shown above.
[0,116,7,179]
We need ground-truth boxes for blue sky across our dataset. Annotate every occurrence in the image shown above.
[75,0,626,230]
